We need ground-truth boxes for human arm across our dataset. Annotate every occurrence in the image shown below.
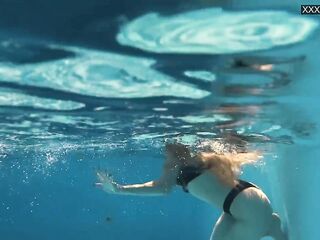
[96,142,188,196]
[95,170,176,196]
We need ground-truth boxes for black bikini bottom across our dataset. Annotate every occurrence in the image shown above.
[223,179,258,215]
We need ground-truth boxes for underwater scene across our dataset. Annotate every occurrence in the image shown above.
[0,0,319,240]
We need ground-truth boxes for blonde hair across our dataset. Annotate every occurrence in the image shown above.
[198,151,262,186]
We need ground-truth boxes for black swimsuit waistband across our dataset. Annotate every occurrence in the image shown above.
[223,180,258,215]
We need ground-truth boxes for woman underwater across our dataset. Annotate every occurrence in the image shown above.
[96,142,287,240]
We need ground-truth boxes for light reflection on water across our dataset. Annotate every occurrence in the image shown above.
[0,7,318,172]
[117,8,318,54]
[0,43,310,153]
[0,45,209,99]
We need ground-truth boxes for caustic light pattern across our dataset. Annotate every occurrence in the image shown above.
[117,8,319,54]
[0,47,209,100]
[0,88,84,110]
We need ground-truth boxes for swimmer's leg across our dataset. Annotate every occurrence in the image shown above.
[267,213,287,240]
[211,213,268,240]
[210,213,234,240]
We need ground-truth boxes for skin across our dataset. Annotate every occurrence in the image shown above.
[96,143,287,240]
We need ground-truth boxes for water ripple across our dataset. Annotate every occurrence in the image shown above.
[0,87,84,110]
[184,70,217,82]
[0,45,209,99]
[117,8,318,54]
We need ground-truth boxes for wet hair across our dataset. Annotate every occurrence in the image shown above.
[164,141,262,186]
[165,143,191,159]
[164,143,193,169]
[198,151,262,186]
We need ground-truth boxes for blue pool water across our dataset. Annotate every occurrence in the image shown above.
[0,1,320,240]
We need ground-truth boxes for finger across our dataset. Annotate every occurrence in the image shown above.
[106,173,112,177]
[96,171,107,181]
[96,172,102,180]
[95,182,103,188]
[104,170,112,178]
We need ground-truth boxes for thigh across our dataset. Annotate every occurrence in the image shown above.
[228,221,262,240]
[211,213,263,240]
[210,213,235,240]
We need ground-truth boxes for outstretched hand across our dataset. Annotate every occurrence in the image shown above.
[95,170,120,194]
